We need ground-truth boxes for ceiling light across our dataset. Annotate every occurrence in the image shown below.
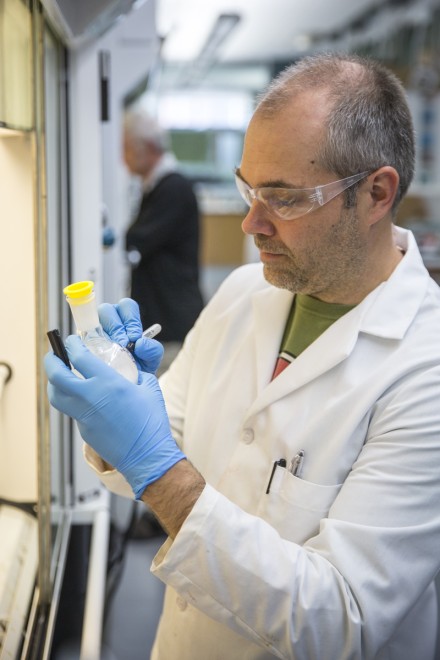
[197,13,241,62]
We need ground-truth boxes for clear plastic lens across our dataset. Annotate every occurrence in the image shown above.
[236,177,252,205]
[260,189,311,218]
[235,170,370,221]
[235,175,315,220]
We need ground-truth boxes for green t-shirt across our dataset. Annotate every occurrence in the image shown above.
[281,294,355,359]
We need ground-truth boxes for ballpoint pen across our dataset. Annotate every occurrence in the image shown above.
[266,458,287,494]
[289,450,305,477]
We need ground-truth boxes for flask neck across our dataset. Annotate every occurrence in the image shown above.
[78,326,105,341]
[66,293,102,335]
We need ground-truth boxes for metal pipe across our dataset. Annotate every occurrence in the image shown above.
[80,503,111,659]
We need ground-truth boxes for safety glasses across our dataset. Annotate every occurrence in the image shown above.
[234,169,371,221]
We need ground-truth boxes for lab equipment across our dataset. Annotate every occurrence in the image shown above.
[64,281,138,383]
[45,335,186,498]
[98,299,164,374]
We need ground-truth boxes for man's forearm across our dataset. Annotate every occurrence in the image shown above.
[141,459,205,538]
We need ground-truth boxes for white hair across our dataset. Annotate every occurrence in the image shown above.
[123,107,170,152]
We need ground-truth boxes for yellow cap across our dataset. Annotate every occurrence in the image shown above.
[63,281,95,299]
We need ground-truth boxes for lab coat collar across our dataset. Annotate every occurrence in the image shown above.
[356,226,429,339]
[248,226,430,410]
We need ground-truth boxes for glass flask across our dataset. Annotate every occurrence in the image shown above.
[64,280,138,383]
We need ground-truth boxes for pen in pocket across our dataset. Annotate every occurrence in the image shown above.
[288,450,305,477]
[266,458,287,494]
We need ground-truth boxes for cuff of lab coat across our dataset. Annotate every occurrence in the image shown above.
[83,443,134,498]
[151,483,219,577]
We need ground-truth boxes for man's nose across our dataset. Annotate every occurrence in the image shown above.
[241,201,276,237]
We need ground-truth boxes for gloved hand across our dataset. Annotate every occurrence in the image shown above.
[44,335,185,499]
[98,298,163,374]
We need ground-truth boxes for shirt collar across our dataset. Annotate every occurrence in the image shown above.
[142,152,178,194]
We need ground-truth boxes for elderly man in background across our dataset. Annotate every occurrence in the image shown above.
[123,109,204,372]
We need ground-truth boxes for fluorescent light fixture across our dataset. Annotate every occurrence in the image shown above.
[197,13,241,62]
[160,9,241,63]
[176,13,241,85]
[154,90,253,129]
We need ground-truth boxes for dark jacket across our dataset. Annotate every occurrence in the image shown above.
[126,172,204,342]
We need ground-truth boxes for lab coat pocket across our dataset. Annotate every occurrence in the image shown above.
[257,468,342,545]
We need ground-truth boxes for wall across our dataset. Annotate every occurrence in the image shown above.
[0,132,38,500]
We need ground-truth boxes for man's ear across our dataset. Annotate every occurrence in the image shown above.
[367,166,400,225]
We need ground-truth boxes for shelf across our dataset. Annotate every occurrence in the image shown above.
[0,127,27,137]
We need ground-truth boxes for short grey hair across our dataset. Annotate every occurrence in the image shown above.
[123,107,170,152]
[256,53,415,213]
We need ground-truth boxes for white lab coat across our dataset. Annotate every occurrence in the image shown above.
[86,226,440,659]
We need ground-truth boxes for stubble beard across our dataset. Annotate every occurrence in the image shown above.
[256,206,366,298]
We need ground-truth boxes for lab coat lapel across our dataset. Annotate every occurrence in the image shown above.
[251,285,293,392]
[247,227,429,417]
[249,296,362,417]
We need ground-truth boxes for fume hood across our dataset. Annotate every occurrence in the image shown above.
[40,0,143,48]
[0,0,158,656]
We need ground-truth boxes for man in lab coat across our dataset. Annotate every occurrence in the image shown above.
[45,53,440,659]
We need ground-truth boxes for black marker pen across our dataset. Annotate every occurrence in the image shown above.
[47,329,71,368]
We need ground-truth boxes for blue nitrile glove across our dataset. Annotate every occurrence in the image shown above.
[44,334,185,499]
[98,298,164,374]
